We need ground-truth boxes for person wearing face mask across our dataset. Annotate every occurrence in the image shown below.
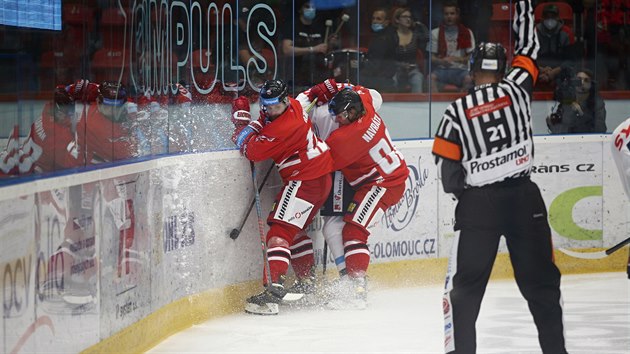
[546,67,607,134]
[363,7,397,92]
[281,1,331,91]
[535,4,577,87]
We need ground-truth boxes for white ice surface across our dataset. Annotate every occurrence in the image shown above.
[147,272,629,354]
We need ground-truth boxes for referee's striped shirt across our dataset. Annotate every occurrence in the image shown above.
[432,0,540,192]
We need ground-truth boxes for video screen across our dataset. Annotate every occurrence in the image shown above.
[0,0,62,31]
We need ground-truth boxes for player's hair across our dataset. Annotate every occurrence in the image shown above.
[443,0,459,10]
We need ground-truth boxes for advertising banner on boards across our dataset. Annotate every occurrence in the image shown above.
[98,173,152,338]
[1,196,36,354]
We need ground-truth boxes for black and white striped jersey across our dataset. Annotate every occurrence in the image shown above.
[432,0,540,192]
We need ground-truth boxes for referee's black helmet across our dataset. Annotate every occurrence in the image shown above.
[469,42,507,75]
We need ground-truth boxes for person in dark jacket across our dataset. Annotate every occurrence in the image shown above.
[547,68,607,133]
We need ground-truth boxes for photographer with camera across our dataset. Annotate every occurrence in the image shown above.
[546,67,607,134]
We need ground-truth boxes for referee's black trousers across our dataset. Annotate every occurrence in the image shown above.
[445,178,567,354]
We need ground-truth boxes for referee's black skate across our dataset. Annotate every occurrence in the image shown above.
[245,283,304,315]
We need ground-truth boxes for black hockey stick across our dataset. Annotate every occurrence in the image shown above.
[322,241,328,274]
[558,236,630,259]
[250,161,274,287]
[229,164,274,240]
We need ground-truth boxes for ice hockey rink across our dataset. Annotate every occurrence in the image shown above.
[147,272,629,354]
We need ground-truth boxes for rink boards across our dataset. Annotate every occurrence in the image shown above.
[0,135,628,354]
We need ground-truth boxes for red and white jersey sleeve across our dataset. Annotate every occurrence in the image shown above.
[611,117,630,199]
[243,97,334,181]
[326,87,408,188]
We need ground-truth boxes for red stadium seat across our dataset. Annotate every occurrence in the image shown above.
[100,7,128,49]
[101,7,127,26]
[489,3,515,48]
[63,3,95,26]
[91,48,127,83]
[62,4,95,49]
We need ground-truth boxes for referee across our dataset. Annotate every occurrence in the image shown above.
[432,1,568,354]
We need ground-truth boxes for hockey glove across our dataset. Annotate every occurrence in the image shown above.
[307,78,339,105]
[232,120,263,149]
[231,96,252,127]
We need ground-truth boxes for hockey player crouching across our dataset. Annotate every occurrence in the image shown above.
[321,86,409,308]
[231,79,334,315]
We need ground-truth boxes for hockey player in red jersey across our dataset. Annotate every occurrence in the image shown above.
[17,84,94,174]
[324,86,409,307]
[76,81,135,164]
[231,78,334,315]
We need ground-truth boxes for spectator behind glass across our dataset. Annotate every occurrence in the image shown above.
[428,1,475,92]
[363,7,397,92]
[546,68,607,134]
[457,0,492,42]
[391,7,429,93]
[536,3,577,87]
[281,1,330,91]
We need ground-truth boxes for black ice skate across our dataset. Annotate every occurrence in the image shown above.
[284,276,319,307]
[244,283,304,315]
[285,276,316,296]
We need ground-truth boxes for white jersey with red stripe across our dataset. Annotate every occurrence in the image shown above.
[296,86,383,140]
[325,86,408,188]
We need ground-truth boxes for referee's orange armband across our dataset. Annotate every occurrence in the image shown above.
[512,55,539,85]
[432,136,462,161]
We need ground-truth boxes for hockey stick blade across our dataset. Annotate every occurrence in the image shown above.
[558,236,630,260]
[229,228,240,240]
